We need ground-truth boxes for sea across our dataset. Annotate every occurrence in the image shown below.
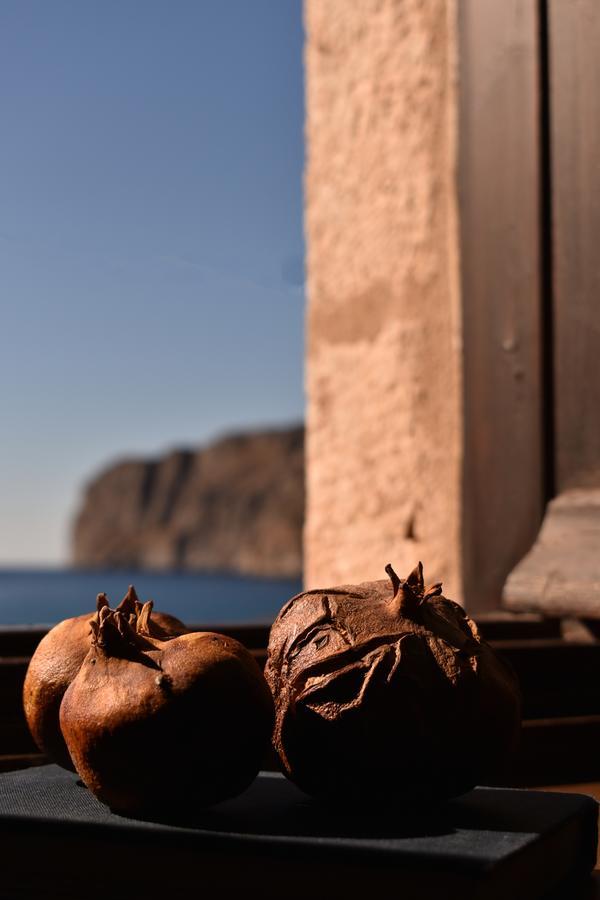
[0,569,303,627]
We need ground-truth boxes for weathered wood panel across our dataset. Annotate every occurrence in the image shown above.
[550,0,600,491]
[458,0,544,609]
[505,1,600,617]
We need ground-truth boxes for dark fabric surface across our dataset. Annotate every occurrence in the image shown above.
[0,765,596,900]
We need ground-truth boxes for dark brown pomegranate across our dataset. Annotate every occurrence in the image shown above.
[23,586,186,770]
[265,562,521,805]
[60,598,274,814]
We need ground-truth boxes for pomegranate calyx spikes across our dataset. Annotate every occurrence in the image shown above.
[406,562,424,594]
[115,612,132,640]
[136,601,154,636]
[92,604,140,656]
[385,563,401,598]
[117,585,140,617]
[388,581,421,621]
[398,583,420,618]
[96,593,109,613]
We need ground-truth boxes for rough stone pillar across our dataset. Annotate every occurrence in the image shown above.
[305,0,463,597]
[305,0,543,608]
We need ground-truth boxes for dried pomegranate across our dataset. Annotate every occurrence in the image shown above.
[23,586,186,770]
[265,563,521,805]
[60,598,274,814]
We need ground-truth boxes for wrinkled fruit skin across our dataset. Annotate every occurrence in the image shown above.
[23,614,94,770]
[23,591,186,771]
[265,564,521,806]
[60,617,274,814]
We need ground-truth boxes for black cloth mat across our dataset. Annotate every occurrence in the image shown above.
[0,765,596,899]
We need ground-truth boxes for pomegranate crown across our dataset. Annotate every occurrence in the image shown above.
[385,561,442,619]
[90,586,157,653]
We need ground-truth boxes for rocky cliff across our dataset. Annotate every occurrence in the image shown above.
[72,426,304,577]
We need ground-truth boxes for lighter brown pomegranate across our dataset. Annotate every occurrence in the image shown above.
[60,598,274,814]
[265,562,521,806]
[23,586,186,770]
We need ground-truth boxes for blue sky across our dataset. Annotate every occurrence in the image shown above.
[0,0,305,564]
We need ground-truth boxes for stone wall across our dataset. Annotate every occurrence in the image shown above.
[304,0,463,597]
